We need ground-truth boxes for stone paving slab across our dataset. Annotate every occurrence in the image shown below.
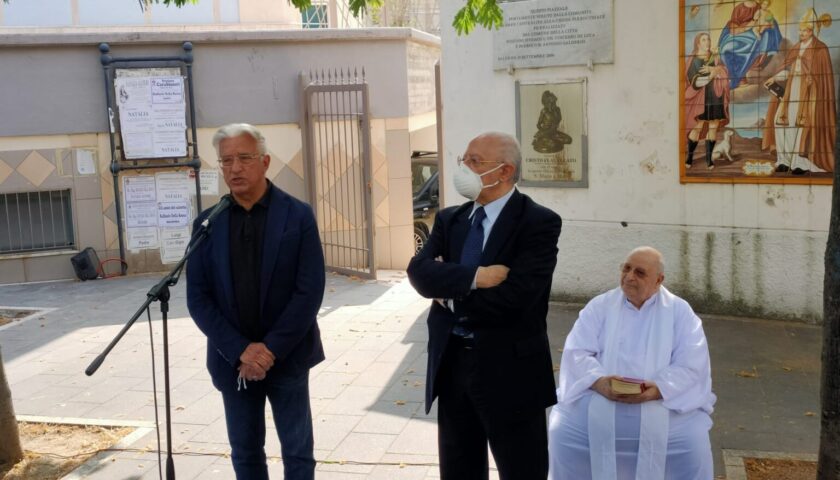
[0,272,822,479]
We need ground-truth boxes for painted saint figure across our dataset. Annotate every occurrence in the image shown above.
[532,90,573,154]
[718,0,783,89]
[685,32,730,170]
[761,9,836,174]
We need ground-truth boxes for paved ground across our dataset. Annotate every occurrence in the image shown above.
[0,272,821,479]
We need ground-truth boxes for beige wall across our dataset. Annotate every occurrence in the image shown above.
[407,41,439,116]
[237,0,302,25]
[0,115,422,282]
[0,28,439,283]
[0,134,112,283]
[408,111,437,153]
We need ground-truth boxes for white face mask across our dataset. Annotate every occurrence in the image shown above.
[453,161,503,201]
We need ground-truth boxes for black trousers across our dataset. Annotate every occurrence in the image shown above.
[436,338,549,480]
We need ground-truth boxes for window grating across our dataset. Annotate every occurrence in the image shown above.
[0,190,75,254]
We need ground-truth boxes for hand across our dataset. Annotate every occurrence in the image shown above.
[615,381,663,404]
[475,265,509,288]
[591,375,623,401]
[432,257,450,307]
[239,363,267,381]
[240,342,275,371]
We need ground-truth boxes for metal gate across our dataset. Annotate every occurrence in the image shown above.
[300,69,376,279]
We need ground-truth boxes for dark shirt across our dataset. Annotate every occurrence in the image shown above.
[229,184,271,341]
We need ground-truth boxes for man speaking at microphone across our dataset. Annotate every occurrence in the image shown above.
[186,123,325,480]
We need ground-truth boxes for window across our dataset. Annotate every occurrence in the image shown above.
[411,163,438,196]
[0,190,75,254]
[302,4,328,28]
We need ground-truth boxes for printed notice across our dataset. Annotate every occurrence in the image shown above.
[158,201,191,228]
[151,77,185,104]
[152,104,187,129]
[493,0,613,70]
[199,170,219,195]
[120,106,154,130]
[115,77,151,105]
[123,175,157,203]
[156,172,192,203]
[153,131,187,157]
[160,228,190,264]
[160,227,191,241]
[127,227,159,250]
[125,201,158,228]
[160,240,188,263]
[122,132,155,159]
[115,71,188,159]
[76,149,96,175]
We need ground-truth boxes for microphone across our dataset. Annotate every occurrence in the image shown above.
[187,194,232,249]
[199,194,232,231]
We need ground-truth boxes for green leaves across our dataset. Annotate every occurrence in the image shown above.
[453,0,503,36]
[158,0,199,5]
[348,0,382,17]
[288,0,312,11]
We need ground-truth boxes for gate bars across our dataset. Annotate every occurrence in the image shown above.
[301,69,376,279]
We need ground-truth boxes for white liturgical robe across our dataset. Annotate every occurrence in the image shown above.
[548,286,716,480]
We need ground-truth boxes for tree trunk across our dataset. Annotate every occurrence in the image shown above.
[818,130,840,479]
[0,346,23,467]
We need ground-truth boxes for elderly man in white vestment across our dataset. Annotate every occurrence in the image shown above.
[548,246,715,480]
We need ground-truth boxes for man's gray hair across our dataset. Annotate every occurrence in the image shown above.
[626,246,666,274]
[212,123,267,156]
[475,131,522,183]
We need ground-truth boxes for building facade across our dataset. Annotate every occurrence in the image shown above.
[437,0,835,322]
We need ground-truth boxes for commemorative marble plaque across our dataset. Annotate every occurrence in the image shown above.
[493,0,613,70]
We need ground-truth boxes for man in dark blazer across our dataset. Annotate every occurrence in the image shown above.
[186,123,325,480]
[407,132,562,480]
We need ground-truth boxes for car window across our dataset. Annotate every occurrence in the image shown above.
[412,164,438,195]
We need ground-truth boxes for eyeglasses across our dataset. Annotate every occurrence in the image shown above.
[218,153,262,168]
[457,155,503,168]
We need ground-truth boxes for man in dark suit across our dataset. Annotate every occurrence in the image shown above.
[186,123,325,480]
[407,132,562,479]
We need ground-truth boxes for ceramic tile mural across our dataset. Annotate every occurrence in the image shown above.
[681,0,838,184]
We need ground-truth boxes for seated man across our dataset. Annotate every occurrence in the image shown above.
[548,246,715,480]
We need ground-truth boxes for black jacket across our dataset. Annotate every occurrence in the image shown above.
[407,189,562,415]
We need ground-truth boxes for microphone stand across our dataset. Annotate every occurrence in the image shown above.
[85,201,226,480]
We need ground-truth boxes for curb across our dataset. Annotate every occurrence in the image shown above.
[723,449,818,480]
[14,415,155,480]
[0,307,57,332]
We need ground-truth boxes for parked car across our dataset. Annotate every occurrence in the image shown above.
[411,151,439,254]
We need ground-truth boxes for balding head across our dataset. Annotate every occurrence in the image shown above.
[625,246,665,275]
[620,246,665,308]
[461,132,521,204]
[471,132,522,183]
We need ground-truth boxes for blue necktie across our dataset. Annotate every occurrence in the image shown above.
[452,207,485,340]
[460,206,486,267]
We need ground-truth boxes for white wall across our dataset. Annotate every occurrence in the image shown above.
[440,0,831,322]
